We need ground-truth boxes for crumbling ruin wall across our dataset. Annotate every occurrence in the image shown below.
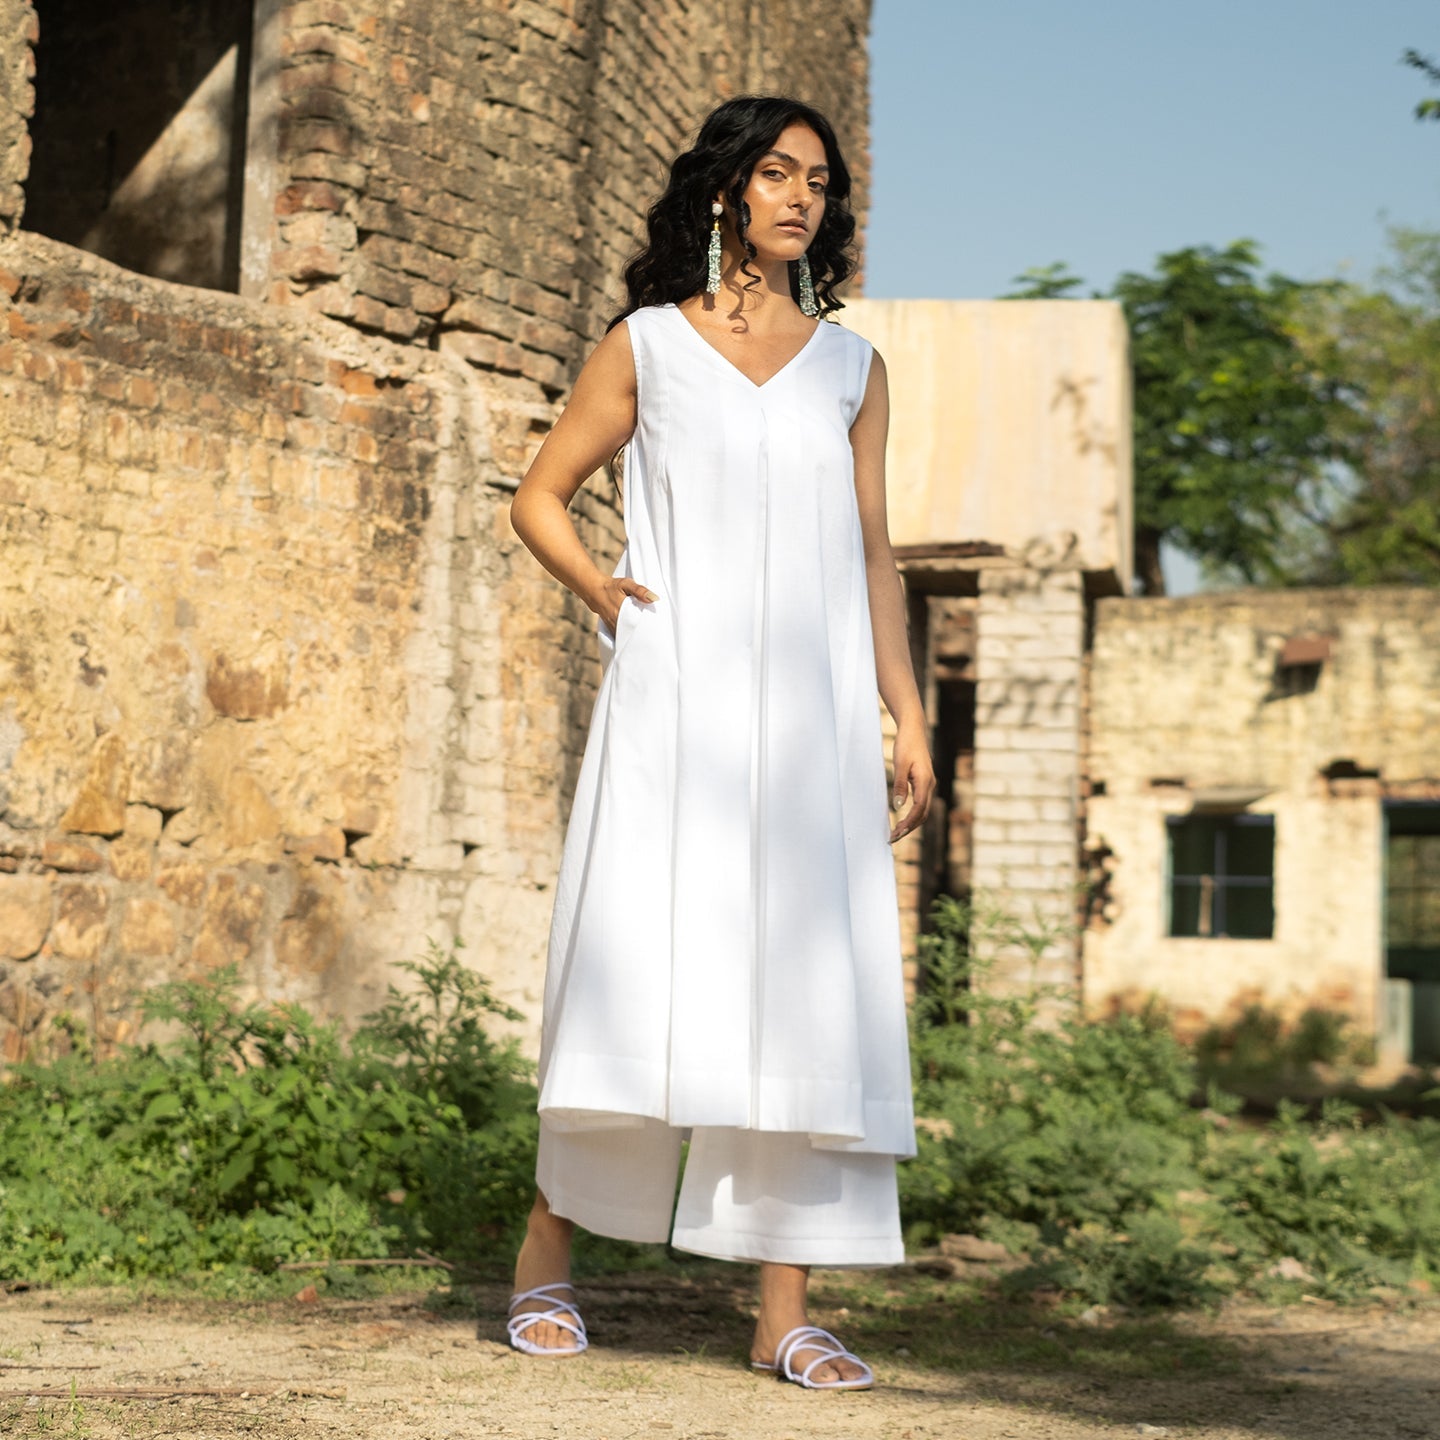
[264,0,871,389]
[0,232,625,1056]
[0,0,871,1059]
[0,1,33,233]
[1083,589,1440,1041]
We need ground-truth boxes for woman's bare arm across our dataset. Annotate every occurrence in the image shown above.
[509,322,655,631]
[850,351,936,843]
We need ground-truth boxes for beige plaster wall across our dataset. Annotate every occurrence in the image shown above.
[1083,589,1440,1039]
[839,299,1132,585]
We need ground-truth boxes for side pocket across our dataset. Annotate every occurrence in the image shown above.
[598,596,642,660]
[611,596,642,657]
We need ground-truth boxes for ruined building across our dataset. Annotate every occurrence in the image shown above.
[0,0,870,1055]
[856,300,1440,1066]
[3,1,1436,1069]
[1085,589,1440,1066]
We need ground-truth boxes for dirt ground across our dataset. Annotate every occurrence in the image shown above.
[1,1269,1437,1440]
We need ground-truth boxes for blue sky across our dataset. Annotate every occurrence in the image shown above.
[866,1,1440,300]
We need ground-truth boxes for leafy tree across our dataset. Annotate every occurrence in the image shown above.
[1403,48,1440,121]
[1007,243,1341,594]
[1000,263,1084,300]
[1292,227,1440,584]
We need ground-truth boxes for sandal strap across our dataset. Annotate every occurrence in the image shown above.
[508,1281,578,1312]
[506,1283,588,1348]
[774,1324,871,1387]
[508,1307,584,1343]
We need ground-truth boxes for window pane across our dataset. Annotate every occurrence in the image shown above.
[1390,835,1418,888]
[1170,879,1202,937]
[1223,884,1274,940]
[1227,819,1275,879]
[1169,817,1216,878]
[1417,888,1440,947]
[1388,891,1416,948]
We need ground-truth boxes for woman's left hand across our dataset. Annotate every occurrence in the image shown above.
[890,725,936,843]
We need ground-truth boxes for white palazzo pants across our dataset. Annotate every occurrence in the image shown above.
[537,1119,903,1268]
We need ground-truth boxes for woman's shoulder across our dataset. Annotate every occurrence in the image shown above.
[822,315,881,392]
[617,302,676,328]
[822,313,876,358]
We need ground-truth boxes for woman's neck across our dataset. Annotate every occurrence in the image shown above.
[705,251,801,319]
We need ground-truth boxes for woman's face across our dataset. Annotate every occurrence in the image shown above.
[731,121,829,263]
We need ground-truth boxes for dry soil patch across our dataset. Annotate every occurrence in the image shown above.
[0,1274,1436,1439]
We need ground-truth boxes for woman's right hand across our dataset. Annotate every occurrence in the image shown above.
[591,576,657,634]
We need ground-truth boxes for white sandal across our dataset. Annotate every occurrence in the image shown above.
[751,1324,874,1390]
[507,1282,589,1357]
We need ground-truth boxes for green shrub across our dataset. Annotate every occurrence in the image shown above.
[0,941,538,1284]
[1193,1003,1373,1085]
[903,896,1219,1307]
[903,895,1440,1307]
[1202,1100,1440,1295]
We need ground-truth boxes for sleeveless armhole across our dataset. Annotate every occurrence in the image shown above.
[622,312,645,422]
[606,314,641,508]
[846,328,876,429]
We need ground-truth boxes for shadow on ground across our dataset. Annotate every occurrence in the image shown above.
[473,1263,1440,1440]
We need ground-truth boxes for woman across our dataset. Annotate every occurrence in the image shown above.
[507,94,934,1391]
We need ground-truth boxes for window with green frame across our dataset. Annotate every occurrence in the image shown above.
[1385,804,1440,982]
[1166,813,1275,939]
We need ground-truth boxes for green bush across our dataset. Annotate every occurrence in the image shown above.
[5,902,1438,1307]
[0,941,537,1283]
[903,895,1440,1307]
[1193,1003,1373,1085]
[1202,1100,1440,1296]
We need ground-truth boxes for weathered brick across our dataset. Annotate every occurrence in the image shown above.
[0,0,873,1061]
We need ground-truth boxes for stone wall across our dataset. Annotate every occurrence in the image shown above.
[1083,588,1440,1042]
[0,0,871,1060]
[263,0,870,394]
[0,0,33,233]
[0,232,622,1058]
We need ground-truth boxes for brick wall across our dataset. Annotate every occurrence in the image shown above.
[0,232,622,1057]
[268,0,872,394]
[0,1,873,1060]
[971,564,1085,998]
[0,0,33,232]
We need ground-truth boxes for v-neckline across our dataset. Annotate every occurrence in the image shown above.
[667,303,824,391]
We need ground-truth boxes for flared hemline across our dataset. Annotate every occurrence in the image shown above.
[670,1226,904,1269]
[537,1101,917,1160]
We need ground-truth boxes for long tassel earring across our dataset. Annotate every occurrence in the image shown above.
[796,253,818,317]
[705,202,723,294]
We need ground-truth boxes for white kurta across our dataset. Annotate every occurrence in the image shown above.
[536,302,916,1160]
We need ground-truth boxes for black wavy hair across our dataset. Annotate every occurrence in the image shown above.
[607,95,857,330]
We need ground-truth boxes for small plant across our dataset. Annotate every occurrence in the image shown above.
[0,940,539,1284]
[1193,1003,1374,1086]
[902,894,1440,1307]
